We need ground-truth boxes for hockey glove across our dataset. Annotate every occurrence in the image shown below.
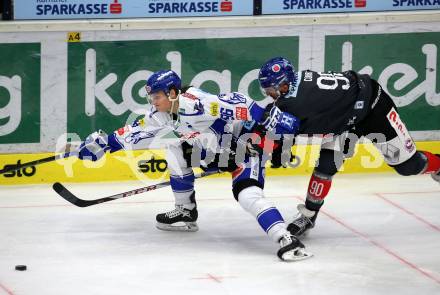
[216,149,239,172]
[271,147,296,168]
[262,106,300,135]
[77,130,123,161]
[200,149,238,173]
[181,142,237,172]
[271,137,296,168]
[181,141,195,168]
[244,123,284,157]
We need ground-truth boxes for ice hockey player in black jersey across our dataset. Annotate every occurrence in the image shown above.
[256,56,440,236]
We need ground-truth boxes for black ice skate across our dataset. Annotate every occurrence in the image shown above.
[287,204,318,236]
[277,233,313,261]
[156,205,198,232]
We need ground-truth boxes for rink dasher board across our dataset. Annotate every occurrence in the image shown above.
[0,141,439,185]
[0,12,439,156]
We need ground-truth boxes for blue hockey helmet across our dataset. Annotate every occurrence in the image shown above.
[146,70,181,96]
[258,57,297,98]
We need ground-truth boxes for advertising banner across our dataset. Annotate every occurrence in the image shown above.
[0,21,439,157]
[0,43,41,144]
[262,0,440,15]
[67,37,299,138]
[325,32,440,131]
[0,150,170,185]
[13,0,253,20]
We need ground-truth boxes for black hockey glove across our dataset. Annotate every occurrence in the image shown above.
[201,149,238,173]
[270,137,297,168]
[271,146,295,168]
[245,123,267,156]
[181,141,238,172]
[181,141,194,168]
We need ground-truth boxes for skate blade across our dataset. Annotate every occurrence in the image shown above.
[281,248,313,262]
[156,222,199,232]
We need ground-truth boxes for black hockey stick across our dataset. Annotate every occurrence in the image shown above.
[53,169,220,207]
[0,152,73,175]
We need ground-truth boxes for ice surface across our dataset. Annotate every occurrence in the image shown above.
[0,174,439,295]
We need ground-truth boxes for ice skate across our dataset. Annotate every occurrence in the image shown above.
[156,205,199,232]
[287,204,318,236]
[277,233,313,261]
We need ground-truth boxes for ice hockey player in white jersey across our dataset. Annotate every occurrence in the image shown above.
[73,69,311,261]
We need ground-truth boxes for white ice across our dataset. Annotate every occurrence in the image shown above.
[0,173,439,295]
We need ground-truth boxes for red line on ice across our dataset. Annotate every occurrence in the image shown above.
[0,282,14,295]
[190,273,236,283]
[294,196,440,286]
[378,190,440,195]
[375,192,440,233]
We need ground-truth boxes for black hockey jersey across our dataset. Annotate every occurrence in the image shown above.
[275,70,373,135]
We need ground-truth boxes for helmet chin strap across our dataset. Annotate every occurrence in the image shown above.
[167,90,180,117]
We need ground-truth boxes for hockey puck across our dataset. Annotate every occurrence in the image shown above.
[15,265,27,271]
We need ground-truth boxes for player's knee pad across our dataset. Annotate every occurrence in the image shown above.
[237,186,279,219]
[232,178,264,201]
[237,186,265,215]
[315,149,343,176]
[238,186,286,242]
[392,151,427,176]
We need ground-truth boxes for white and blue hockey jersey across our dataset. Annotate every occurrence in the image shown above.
[110,87,270,153]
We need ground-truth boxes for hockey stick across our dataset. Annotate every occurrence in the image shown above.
[0,152,73,175]
[53,169,220,208]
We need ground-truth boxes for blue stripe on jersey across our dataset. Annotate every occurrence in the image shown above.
[249,102,265,122]
[178,110,204,116]
[109,133,124,152]
[170,173,195,192]
[209,119,227,136]
[257,207,284,233]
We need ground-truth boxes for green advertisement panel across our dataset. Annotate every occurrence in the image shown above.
[67,37,299,138]
[0,43,41,143]
[325,32,440,132]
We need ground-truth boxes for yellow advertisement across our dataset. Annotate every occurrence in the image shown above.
[1,141,439,185]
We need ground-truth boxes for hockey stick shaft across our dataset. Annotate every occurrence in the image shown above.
[53,169,219,207]
[0,152,74,175]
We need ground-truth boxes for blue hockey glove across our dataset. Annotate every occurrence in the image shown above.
[77,130,123,161]
[262,106,300,135]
